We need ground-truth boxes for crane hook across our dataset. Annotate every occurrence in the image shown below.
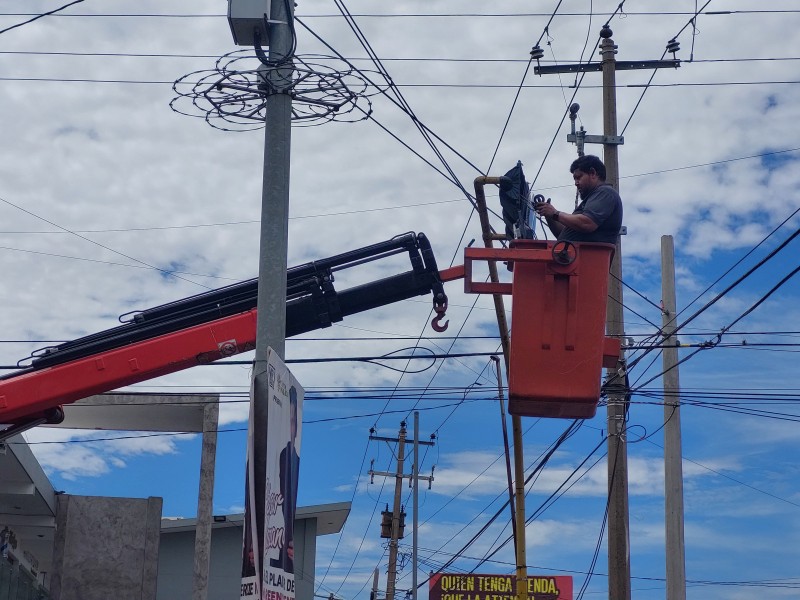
[431,295,449,333]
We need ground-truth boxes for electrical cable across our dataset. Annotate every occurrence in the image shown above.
[676,207,800,323]
[640,436,800,509]
[614,214,800,385]
[6,148,795,237]
[7,4,792,592]
[5,50,800,65]
[0,245,241,280]
[301,6,503,583]
[0,195,211,289]
[332,449,392,597]
[8,76,800,88]
[423,420,582,579]
[485,0,569,173]
[0,0,84,36]
[620,0,714,136]
[315,436,372,589]
[471,434,608,572]
[4,10,800,19]
[573,0,594,86]
[329,0,484,193]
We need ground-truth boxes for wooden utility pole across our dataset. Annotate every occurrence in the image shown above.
[661,235,687,599]
[412,412,421,600]
[369,423,435,600]
[599,28,632,600]
[386,422,406,600]
[535,27,681,599]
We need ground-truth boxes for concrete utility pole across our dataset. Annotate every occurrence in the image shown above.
[660,235,687,600]
[252,0,295,564]
[371,568,380,600]
[192,399,220,600]
[369,423,435,600]
[535,27,680,599]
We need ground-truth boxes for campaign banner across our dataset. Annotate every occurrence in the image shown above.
[240,385,260,600]
[262,348,304,600]
[429,573,573,600]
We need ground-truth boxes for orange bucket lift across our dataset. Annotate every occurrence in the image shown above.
[463,239,620,419]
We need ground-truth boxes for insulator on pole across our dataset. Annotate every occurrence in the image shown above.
[666,38,680,63]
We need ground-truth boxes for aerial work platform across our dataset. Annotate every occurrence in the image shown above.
[462,239,620,419]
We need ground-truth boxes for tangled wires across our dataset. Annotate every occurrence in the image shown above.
[170,51,381,132]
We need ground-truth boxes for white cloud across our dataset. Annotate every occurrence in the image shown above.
[23,428,189,480]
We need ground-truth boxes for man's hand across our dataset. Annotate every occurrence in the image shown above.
[534,201,558,219]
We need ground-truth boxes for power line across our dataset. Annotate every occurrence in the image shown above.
[620,210,800,383]
[629,248,800,392]
[4,50,800,65]
[3,148,795,237]
[0,195,211,289]
[485,0,576,172]
[298,4,497,586]
[5,331,800,345]
[0,245,241,280]
[2,10,799,18]
[0,0,84,36]
[620,0,714,135]
[640,436,800,510]
[526,0,631,189]
[7,75,800,88]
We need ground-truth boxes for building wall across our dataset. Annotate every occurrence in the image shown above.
[157,525,242,600]
[157,518,318,600]
[50,495,162,600]
[293,518,317,600]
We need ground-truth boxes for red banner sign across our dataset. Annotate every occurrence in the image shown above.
[429,574,573,600]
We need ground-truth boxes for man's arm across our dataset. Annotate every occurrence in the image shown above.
[536,203,598,234]
[554,211,598,232]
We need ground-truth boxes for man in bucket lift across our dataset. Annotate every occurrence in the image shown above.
[534,155,622,244]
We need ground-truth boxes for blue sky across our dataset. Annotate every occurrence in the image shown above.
[3,1,800,599]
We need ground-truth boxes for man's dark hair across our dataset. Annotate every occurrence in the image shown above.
[570,155,606,180]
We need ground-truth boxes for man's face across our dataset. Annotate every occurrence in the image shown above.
[572,168,600,199]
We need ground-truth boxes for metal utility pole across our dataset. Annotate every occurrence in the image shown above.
[660,235,687,600]
[535,27,681,599]
[370,423,435,600]
[252,0,295,565]
[473,178,528,600]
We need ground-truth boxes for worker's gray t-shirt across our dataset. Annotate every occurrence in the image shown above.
[557,184,623,244]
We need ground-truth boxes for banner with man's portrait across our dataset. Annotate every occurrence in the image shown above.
[262,348,304,600]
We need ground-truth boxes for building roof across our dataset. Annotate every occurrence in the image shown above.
[161,502,351,536]
[0,434,58,575]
